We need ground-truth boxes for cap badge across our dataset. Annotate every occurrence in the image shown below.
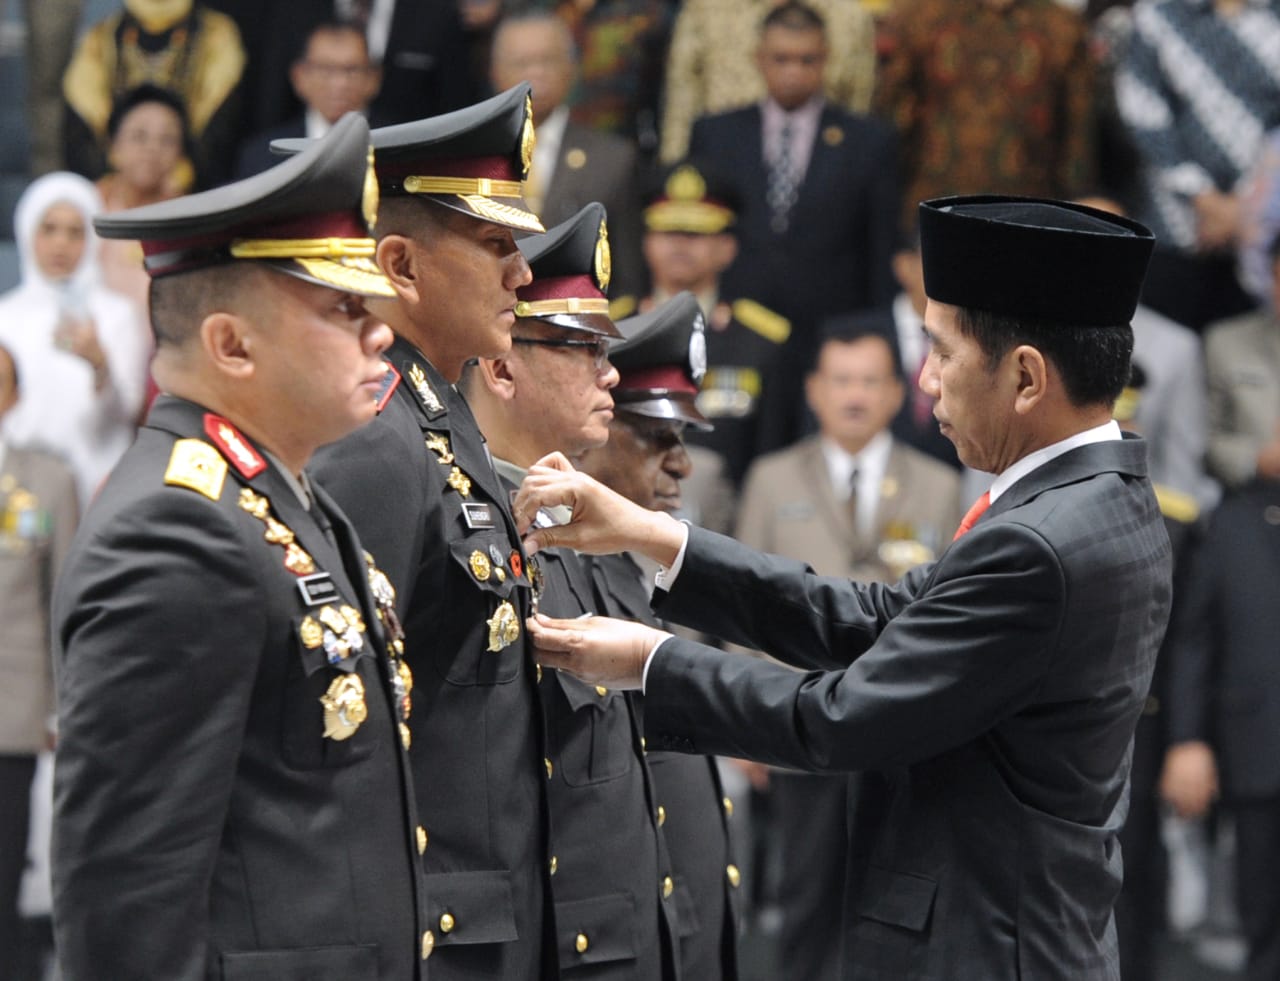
[594,218,612,293]
[690,312,707,383]
[520,94,537,178]
[667,165,706,202]
[362,146,380,230]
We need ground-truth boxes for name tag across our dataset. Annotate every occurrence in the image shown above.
[462,502,496,529]
[297,572,339,607]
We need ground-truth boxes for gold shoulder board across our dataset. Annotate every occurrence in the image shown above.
[733,299,791,345]
[1154,484,1199,525]
[164,439,228,501]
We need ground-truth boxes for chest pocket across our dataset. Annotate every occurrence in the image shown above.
[444,535,530,686]
[550,672,634,787]
[281,611,380,770]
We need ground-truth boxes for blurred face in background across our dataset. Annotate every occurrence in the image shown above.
[291,27,380,125]
[490,17,575,124]
[32,202,87,282]
[757,25,827,110]
[109,100,185,198]
[642,231,737,295]
[806,335,905,455]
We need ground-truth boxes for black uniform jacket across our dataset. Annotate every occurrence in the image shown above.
[53,395,426,981]
[591,551,739,981]
[647,435,1172,980]
[310,338,552,981]
[522,511,678,981]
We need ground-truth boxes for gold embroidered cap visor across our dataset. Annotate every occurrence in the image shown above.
[93,112,395,297]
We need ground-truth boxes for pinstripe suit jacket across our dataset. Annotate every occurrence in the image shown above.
[644,434,1172,979]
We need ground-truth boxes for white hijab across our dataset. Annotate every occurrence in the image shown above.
[0,172,149,510]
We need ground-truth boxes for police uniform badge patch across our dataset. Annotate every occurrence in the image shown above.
[321,674,368,740]
[163,439,228,501]
[406,362,445,416]
[487,600,521,652]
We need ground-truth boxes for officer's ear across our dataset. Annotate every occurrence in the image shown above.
[200,311,255,380]
[475,353,518,403]
[375,234,421,306]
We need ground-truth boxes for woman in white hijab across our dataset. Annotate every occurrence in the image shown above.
[0,172,148,510]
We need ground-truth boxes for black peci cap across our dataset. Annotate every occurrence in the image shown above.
[273,84,543,234]
[918,195,1155,327]
[95,112,393,297]
[608,291,710,430]
[516,202,622,338]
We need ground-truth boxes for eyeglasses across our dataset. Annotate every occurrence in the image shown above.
[511,336,611,373]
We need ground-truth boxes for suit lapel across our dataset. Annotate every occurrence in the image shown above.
[987,435,1151,524]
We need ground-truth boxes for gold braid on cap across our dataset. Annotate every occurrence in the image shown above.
[402,176,525,196]
[514,297,610,318]
[229,237,378,259]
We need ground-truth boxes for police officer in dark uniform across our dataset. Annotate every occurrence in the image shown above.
[275,85,556,981]
[52,114,432,980]
[462,205,680,981]
[613,161,793,487]
[578,291,742,981]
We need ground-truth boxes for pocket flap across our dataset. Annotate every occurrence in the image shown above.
[556,670,617,713]
[855,866,937,933]
[221,945,377,980]
[450,538,518,598]
[425,869,519,946]
[556,892,638,966]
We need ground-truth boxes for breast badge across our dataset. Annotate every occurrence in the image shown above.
[321,674,368,741]
[487,600,521,652]
[470,549,492,581]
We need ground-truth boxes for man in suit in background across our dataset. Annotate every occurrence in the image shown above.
[488,10,646,302]
[518,195,1171,979]
[234,20,381,178]
[687,1,898,346]
[733,317,960,980]
[0,344,78,981]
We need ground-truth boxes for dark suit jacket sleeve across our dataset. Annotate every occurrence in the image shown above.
[54,494,266,981]
[1163,528,1218,745]
[646,523,1065,772]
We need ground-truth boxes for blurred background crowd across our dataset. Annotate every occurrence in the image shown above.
[1,1,1279,979]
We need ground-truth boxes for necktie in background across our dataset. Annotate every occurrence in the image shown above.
[952,491,990,540]
[767,120,799,233]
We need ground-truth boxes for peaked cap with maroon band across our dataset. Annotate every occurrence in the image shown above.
[607,291,711,430]
[919,194,1155,327]
[515,202,622,337]
[93,112,394,298]
[273,83,543,234]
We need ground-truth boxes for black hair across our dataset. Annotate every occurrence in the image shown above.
[812,314,904,379]
[762,1,826,33]
[954,307,1134,408]
[148,263,263,348]
[106,84,189,142]
[294,19,373,65]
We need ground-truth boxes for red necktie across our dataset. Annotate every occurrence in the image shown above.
[952,491,991,541]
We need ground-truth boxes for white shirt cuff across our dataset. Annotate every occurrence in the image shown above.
[641,635,672,693]
[652,521,691,592]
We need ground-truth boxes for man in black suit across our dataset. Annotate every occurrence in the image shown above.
[687,2,898,341]
[517,195,1172,980]
[1161,478,1280,981]
[489,9,646,301]
[285,87,555,981]
[233,20,381,179]
[53,115,431,979]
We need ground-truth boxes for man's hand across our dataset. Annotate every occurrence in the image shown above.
[527,612,670,690]
[514,452,685,565]
[1160,740,1219,819]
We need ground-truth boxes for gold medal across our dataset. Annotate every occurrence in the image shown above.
[469,550,492,581]
[486,600,520,652]
[318,605,347,633]
[320,674,368,740]
[446,467,472,498]
[339,604,365,632]
[299,616,323,649]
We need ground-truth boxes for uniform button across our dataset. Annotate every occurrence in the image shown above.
[550,855,559,875]
[595,685,608,696]
[576,932,589,954]
[723,796,734,817]
[416,826,428,854]
[439,912,455,934]
[657,805,666,826]
[662,875,674,899]
[640,737,646,752]
[727,864,741,888]
[545,758,553,778]
[536,663,543,683]
[421,930,435,959]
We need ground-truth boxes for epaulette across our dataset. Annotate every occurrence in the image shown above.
[609,294,638,321]
[732,298,790,345]
[1154,484,1199,525]
[164,439,228,501]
